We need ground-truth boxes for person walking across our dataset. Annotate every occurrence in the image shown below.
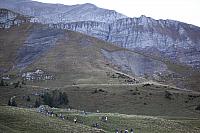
[130,128,134,133]
[124,129,128,133]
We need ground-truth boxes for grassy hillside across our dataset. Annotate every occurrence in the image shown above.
[57,109,200,133]
[23,29,126,86]
[1,106,200,133]
[1,82,200,118]
[0,106,104,133]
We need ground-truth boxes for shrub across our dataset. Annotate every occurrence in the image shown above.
[98,89,105,92]
[92,89,98,94]
[14,81,20,88]
[143,83,151,87]
[165,91,173,100]
[195,104,200,110]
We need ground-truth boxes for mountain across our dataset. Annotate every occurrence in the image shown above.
[1,2,200,132]
[1,1,200,91]
[0,0,127,23]
[0,9,163,85]
[54,16,200,69]
[1,0,200,69]
[1,8,200,133]
[1,9,200,90]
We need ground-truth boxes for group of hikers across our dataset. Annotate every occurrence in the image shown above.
[37,106,134,133]
[43,110,65,120]
[92,116,134,133]
[37,105,66,120]
[75,115,135,133]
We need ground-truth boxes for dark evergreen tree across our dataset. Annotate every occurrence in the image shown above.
[43,92,53,107]
[26,96,31,102]
[0,79,4,86]
[61,92,69,105]
[34,98,41,108]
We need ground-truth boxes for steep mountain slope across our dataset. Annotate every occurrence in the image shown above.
[1,0,200,70]
[57,16,200,69]
[0,0,127,23]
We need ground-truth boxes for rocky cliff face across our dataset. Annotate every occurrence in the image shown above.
[0,8,31,28]
[102,49,170,77]
[54,16,200,69]
[0,0,127,23]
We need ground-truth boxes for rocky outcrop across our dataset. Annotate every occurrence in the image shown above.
[0,8,31,28]
[49,21,110,41]
[102,49,170,77]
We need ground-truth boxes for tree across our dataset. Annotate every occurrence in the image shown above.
[26,96,31,102]
[60,92,69,105]
[43,92,53,107]
[0,79,4,86]
[42,90,69,107]
[34,98,41,108]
